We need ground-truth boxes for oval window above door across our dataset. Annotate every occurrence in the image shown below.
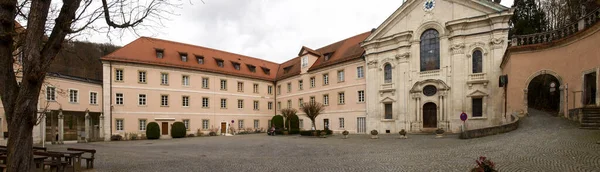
[423,85,437,96]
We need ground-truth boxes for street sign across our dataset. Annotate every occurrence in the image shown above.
[460,112,468,121]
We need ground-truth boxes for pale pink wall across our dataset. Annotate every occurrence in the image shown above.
[109,62,276,134]
[39,77,103,113]
[503,25,600,116]
[276,59,367,133]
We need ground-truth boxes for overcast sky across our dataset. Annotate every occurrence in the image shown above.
[85,0,514,63]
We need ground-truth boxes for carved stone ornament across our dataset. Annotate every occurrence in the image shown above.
[490,38,505,49]
[395,52,410,60]
[470,42,486,49]
[449,43,465,55]
[367,60,379,69]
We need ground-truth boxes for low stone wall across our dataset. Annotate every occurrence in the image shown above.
[459,114,520,139]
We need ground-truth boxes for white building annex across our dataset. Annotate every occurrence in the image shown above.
[361,0,512,133]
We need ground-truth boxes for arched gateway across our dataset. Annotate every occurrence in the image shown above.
[524,70,564,115]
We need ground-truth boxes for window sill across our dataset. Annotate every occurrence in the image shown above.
[470,117,487,120]
[338,81,345,83]
[69,102,79,104]
[380,119,395,122]
[161,84,169,86]
[161,105,169,107]
[114,80,124,83]
[221,89,227,91]
[221,108,227,109]
[202,107,209,109]
[338,103,345,105]
[47,100,57,102]
[182,106,190,108]
[138,105,147,107]
[356,102,365,104]
[138,82,147,84]
[202,87,209,89]
[89,104,99,106]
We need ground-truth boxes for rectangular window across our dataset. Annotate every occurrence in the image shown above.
[323,74,329,85]
[357,66,364,78]
[277,85,281,95]
[299,98,304,108]
[338,92,345,104]
[385,103,393,119]
[156,49,164,58]
[69,90,79,103]
[180,53,188,62]
[161,73,169,85]
[338,70,345,82]
[238,99,244,109]
[217,60,224,68]
[238,120,244,129]
[310,77,315,88]
[339,118,345,128]
[268,85,273,95]
[139,119,147,131]
[116,119,124,131]
[268,102,273,110]
[287,100,292,109]
[183,119,190,130]
[301,56,308,67]
[182,96,190,107]
[161,95,169,106]
[310,96,315,104]
[287,83,291,93]
[358,90,365,102]
[254,101,259,110]
[299,119,304,129]
[298,80,303,90]
[277,102,281,110]
[138,94,146,106]
[221,99,227,109]
[323,94,329,106]
[202,77,209,89]
[115,69,123,81]
[254,120,259,129]
[46,86,56,101]
[202,119,209,130]
[90,92,97,105]
[197,56,204,64]
[182,75,190,86]
[202,97,209,108]
[138,71,147,83]
[237,82,244,92]
[253,84,259,93]
[220,80,227,90]
[234,63,240,70]
[472,98,483,117]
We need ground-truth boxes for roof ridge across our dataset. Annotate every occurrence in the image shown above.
[316,31,371,52]
[140,37,280,65]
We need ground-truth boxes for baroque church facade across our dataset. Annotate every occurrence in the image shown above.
[361,0,512,133]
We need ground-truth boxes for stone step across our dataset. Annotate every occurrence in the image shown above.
[580,123,600,128]
[579,126,600,130]
[582,116,600,119]
[582,119,600,123]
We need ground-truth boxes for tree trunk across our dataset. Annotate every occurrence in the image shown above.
[7,119,34,172]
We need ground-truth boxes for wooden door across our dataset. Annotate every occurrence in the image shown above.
[161,122,168,135]
[423,103,437,128]
[584,72,597,105]
[220,122,226,133]
[323,119,329,130]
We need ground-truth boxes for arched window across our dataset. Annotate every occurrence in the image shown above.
[472,50,483,73]
[384,63,392,83]
[420,29,440,71]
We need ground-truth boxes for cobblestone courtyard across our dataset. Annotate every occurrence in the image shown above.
[48,109,600,172]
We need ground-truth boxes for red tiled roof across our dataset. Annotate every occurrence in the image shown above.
[101,37,280,81]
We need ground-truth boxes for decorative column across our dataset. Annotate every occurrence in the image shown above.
[58,109,64,144]
[99,113,104,141]
[50,111,56,144]
[417,97,421,122]
[85,109,90,142]
[438,95,443,122]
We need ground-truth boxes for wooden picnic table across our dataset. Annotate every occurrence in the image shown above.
[0,155,47,172]
[49,150,84,172]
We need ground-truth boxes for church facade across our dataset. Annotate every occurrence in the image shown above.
[361,0,512,133]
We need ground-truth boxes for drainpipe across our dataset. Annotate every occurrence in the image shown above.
[109,62,113,140]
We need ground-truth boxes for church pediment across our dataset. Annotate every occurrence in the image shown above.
[467,90,488,97]
[380,97,396,103]
[363,0,508,44]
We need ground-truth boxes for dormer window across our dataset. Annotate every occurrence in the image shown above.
[301,56,308,68]
[261,67,270,75]
[179,53,188,62]
[155,49,164,58]
[247,64,256,73]
[215,58,224,68]
[232,62,241,70]
[283,66,292,74]
[324,52,333,61]
[196,55,204,64]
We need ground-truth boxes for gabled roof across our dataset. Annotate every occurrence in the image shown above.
[298,46,322,57]
[101,37,280,81]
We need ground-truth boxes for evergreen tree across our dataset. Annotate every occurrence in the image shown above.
[510,0,549,36]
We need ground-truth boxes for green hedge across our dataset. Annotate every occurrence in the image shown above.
[171,122,187,138]
[285,114,300,131]
[271,115,284,129]
[299,129,332,136]
[146,122,160,140]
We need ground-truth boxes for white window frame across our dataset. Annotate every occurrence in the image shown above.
[254,120,259,129]
[238,120,244,129]
[323,73,329,85]
[182,75,190,86]
[182,96,190,107]
[358,90,365,103]
[357,66,364,78]
[338,92,345,105]
[299,119,304,129]
[115,69,124,81]
[202,77,209,89]
[139,119,147,131]
[339,118,345,129]
[338,70,345,82]
[323,94,329,106]
[221,98,227,109]
[161,95,169,107]
[298,80,303,90]
[161,73,169,85]
[253,101,259,110]
[237,82,244,92]
[46,86,56,101]
[138,94,147,106]
[69,89,79,103]
[202,97,209,108]
[253,84,259,93]
[287,100,292,109]
[138,71,147,83]
[310,77,315,88]
[116,119,124,131]
[89,91,98,105]
[220,79,227,90]
[183,119,190,130]
[287,83,291,93]
[202,119,209,130]
[301,56,308,67]
[115,93,123,105]
[238,99,244,109]
[268,85,273,95]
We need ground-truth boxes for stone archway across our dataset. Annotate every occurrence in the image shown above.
[524,70,564,115]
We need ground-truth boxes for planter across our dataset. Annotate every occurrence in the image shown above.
[399,129,407,139]
[342,130,349,139]
[371,135,379,139]
[370,130,378,139]
[312,131,318,136]
[320,131,327,138]
[435,128,445,138]
[435,134,443,138]
[283,131,289,135]
[343,135,348,139]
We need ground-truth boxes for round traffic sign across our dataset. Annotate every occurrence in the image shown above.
[460,112,468,121]
[231,120,234,123]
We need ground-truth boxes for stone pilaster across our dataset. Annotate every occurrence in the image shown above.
[85,109,90,142]
[58,109,64,144]
[99,113,105,141]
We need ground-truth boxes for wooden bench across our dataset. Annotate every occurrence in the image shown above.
[34,151,68,172]
[67,148,96,169]
[33,146,47,152]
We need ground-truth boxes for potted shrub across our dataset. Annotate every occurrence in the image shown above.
[435,128,445,138]
[370,130,379,139]
[399,129,407,139]
[320,131,327,138]
[470,156,497,172]
[283,129,289,135]
[342,130,349,139]
[312,130,318,136]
